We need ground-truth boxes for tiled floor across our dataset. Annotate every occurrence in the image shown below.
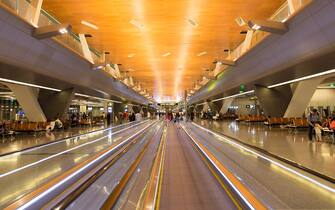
[195,119,335,179]
[159,123,238,210]
[0,125,108,155]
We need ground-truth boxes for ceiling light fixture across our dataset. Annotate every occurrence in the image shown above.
[268,69,335,88]
[128,53,136,58]
[81,20,99,30]
[235,16,246,26]
[130,19,145,30]
[0,77,61,92]
[248,20,288,34]
[187,18,198,28]
[59,28,68,34]
[212,90,255,102]
[162,52,171,57]
[197,51,207,56]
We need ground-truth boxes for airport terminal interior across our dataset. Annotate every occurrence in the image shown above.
[0,0,335,209]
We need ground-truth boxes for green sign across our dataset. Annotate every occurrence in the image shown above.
[239,84,246,93]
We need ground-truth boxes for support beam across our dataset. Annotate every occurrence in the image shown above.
[209,100,223,114]
[38,88,74,121]
[202,102,210,112]
[284,77,325,118]
[32,24,71,39]
[79,34,94,64]
[288,0,300,14]
[31,0,43,26]
[219,98,234,114]
[4,83,47,122]
[242,30,254,53]
[255,84,292,117]
[248,20,288,34]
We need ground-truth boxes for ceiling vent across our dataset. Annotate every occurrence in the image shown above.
[235,16,246,26]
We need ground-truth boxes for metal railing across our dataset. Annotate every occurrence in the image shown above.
[0,0,101,63]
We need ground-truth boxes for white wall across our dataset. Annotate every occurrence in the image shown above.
[231,97,258,116]
[309,89,335,107]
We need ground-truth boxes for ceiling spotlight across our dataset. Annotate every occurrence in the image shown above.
[213,59,235,66]
[248,20,288,34]
[235,16,246,26]
[162,52,171,57]
[59,28,68,34]
[187,18,198,28]
[197,51,207,56]
[81,20,99,30]
[128,53,136,58]
[32,23,72,39]
[130,19,145,30]
[92,64,104,71]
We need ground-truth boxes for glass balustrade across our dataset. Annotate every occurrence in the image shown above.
[0,0,101,62]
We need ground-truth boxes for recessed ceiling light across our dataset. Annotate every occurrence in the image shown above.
[197,51,207,56]
[235,16,246,26]
[130,19,145,30]
[81,20,99,30]
[187,18,198,28]
[162,52,171,57]
[128,53,136,58]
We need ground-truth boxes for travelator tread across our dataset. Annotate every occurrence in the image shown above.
[159,123,239,210]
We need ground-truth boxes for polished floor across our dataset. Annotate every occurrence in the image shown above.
[195,119,335,179]
[0,125,106,155]
[184,122,335,209]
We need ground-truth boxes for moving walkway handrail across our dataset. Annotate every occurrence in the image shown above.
[4,120,157,210]
[138,125,167,210]
[48,120,160,210]
[0,120,146,158]
[193,122,335,185]
[180,124,266,210]
[100,122,164,209]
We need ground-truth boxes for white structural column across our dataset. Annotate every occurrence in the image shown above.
[287,0,300,14]
[219,98,234,114]
[79,34,94,64]
[128,104,134,113]
[4,83,47,122]
[31,0,43,26]
[241,30,254,54]
[284,77,325,117]
[202,102,210,112]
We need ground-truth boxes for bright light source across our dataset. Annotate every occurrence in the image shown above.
[212,90,255,102]
[162,52,171,57]
[0,78,61,92]
[130,19,145,30]
[81,20,99,30]
[252,24,261,30]
[268,69,335,88]
[128,53,136,58]
[197,51,207,56]
[187,18,198,28]
[58,28,68,34]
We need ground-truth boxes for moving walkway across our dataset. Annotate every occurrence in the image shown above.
[4,120,335,209]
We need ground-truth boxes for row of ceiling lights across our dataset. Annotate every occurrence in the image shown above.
[78,20,154,102]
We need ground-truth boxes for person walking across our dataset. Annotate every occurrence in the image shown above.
[307,109,321,141]
[190,112,195,122]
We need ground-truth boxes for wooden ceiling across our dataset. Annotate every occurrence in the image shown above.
[43,0,285,101]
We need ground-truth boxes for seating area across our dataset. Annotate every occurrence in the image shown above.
[235,115,310,130]
[236,115,266,122]
[0,121,50,135]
